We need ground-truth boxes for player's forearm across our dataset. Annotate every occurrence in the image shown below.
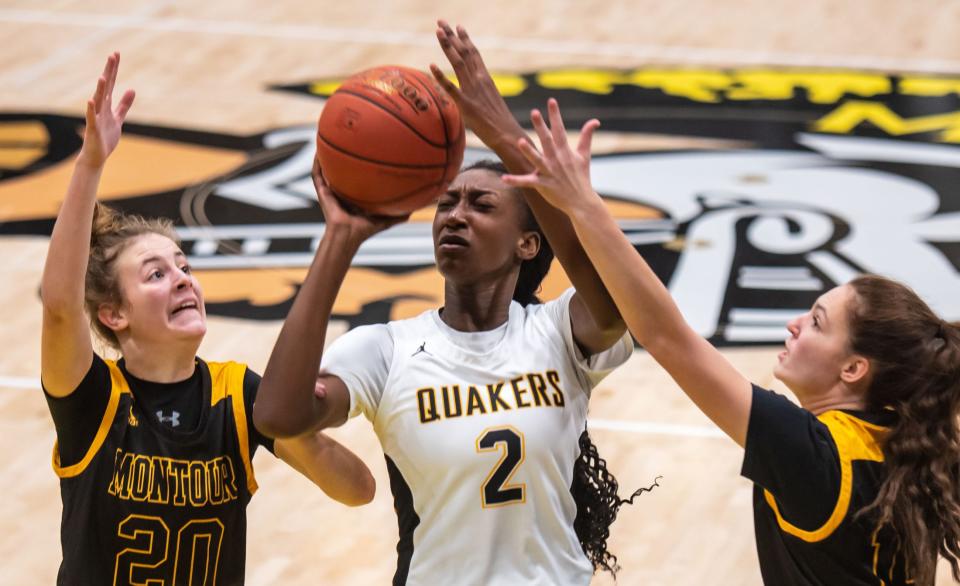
[570,195,752,444]
[566,196,686,350]
[276,432,376,506]
[528,193,624,335]
[41,160,103,315]
[307,432,376,506]
[254,230,360,437]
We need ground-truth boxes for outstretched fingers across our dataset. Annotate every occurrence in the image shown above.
[542,98,599,164]
[530,108,560,162]
[501,172,540,190]
[92,76,106,114]
[454,24,486,73]
[91,51,123,115]
[500,173,540,189]
[115,89,136,123]
[435,20,467,72]
[519,136,548,171]
[576,119,600,159]
[437,19,456,41]
[501,137,548,189]
[98,54,113,96]
[435,20,487,79]
[84,99,97,132]
[429,63,462,101]
[103,52,119,105]
[545,98,569,147]
[78,52,134,166]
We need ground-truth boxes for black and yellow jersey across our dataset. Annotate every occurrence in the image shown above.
[44,354,273,586]
[741,385,906,586]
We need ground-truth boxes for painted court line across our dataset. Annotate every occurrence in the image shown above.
[0,376,40,390]
[2,9,960,74]
[588,418,725,438]
[5,2,176,86]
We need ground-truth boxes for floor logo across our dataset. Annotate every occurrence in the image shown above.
[3,66,960,344]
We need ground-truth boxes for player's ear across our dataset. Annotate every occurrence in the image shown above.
[517,231,540,262]
[840,354,870,386]
[98,302,128,333]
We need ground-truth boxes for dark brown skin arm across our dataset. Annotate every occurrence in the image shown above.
[252,161,407,438]
[432,21,626,354]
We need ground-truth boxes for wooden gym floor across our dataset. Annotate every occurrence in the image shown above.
[1,1,959,583]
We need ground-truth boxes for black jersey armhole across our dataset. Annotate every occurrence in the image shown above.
[44,354,113,468]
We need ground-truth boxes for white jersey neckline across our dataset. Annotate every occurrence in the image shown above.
[429,304,515,356]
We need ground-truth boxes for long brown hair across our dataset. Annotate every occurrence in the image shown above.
[85,202,179,349]
[848,275,960,584]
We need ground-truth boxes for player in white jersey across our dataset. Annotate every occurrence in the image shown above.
[255,156,642,584]
[253,24,661,581]
[254,19,653,585]
[320,237,631,584]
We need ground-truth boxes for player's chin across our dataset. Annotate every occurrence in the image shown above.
[434,250,472,276]
[771,362,796,388]
[167,317,207,340]
[771,360,786,380]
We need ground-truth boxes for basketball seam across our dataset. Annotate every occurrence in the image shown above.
[317,134,449,169]
[407,73,459,178]
[425,80,464,151]
[331,88,448,149]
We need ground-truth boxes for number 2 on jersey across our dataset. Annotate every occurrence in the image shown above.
[476,426,526,507]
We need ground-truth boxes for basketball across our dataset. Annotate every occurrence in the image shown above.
[315,65,466,216]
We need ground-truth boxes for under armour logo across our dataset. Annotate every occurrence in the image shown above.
[412,342,431,357]
[157,410,181,427]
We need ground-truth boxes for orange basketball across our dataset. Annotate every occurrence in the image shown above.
[316,65,466,216]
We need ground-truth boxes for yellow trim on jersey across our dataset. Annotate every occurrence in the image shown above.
[52,360,131,478]
[763,410,887,543]
[209,362,229,406]
[208,361,258,495]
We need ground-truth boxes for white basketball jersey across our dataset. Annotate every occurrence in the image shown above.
[322,289,632,586]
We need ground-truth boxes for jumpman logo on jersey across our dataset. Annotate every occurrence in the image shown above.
[157,410,181,427]
[412,342,431,357]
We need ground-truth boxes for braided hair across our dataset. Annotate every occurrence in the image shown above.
[465,159,657,576]
[572,429,660,576]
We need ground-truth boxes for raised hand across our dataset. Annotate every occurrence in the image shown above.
[311,157,409,243]
[501,98,602,214]
[430,20,524,148]
[78,52,136,168]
